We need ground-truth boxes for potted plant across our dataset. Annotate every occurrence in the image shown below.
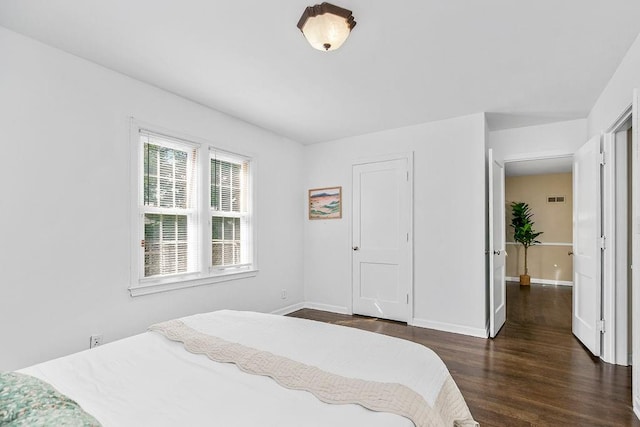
[510,202,543,286]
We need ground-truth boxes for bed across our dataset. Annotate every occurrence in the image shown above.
[5,310,477,426]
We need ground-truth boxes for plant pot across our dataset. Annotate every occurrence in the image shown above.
[519,274,531,286]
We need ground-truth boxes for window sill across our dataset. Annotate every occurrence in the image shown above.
[129,269,258,297]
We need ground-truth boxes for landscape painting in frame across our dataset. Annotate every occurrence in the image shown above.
[309,187,342,220]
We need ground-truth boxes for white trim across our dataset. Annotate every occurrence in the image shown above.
[304,302,351,315]
[505,241,572,247]
[352,151,413,166]
[407,152,414,324]
[633,89,640,419]
[277,305,488,338]
[271,302,305,316]
[605,104,633,134]
[129,270,258,297]
[505,276,573,286]
[503,150,575,163]
[410,317,488,338]
[602,129,616,365]
[601,106,633,367]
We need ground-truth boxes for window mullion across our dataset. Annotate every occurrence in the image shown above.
[143,206,196,216]
[202,147,212,273]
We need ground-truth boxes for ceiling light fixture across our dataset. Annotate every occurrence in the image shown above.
[297,2,356,52]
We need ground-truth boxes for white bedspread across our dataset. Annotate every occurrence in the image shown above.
[19,310,467,427]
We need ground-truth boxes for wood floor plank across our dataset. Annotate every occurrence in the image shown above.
[288,282,639,426]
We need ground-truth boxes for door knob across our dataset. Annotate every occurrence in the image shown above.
[568,251,574,256]
[493,250,501,255]
[352,246,359,251]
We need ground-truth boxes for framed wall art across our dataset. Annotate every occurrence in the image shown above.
[308,186,342,220]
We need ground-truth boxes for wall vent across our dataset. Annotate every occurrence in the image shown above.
[547,195,566,204]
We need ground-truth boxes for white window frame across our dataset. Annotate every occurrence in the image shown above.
[209,149,253,272]
[129,119,258,296]
[138,133,200,280]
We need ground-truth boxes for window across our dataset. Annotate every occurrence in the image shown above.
[210,152,251,269]
[130,122,256,296]
[141,136,197,278]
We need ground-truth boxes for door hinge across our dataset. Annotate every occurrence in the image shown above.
[406,171,409,181]
[406,293,409,304]
[599,151,606,166]
[406,233,409,242]
[140,240,145,248]
[600,236,606,250]
[598,320,606,333]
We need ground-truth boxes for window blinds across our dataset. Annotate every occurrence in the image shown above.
[140,130,198,278]
[210,150,251,268]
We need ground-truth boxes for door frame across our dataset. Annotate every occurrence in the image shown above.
[350,152,414,323]
[632,89,640,419]
[602,105,633,366]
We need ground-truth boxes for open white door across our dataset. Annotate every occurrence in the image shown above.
[632,89,640,418]
[352,155,412,323]
[488,149,506,338]
[573,135,602,356]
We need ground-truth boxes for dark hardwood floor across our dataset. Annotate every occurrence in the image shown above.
[289,283,639,426]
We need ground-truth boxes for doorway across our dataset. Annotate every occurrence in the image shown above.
[504,160,574,287]
[491,125,634,366]
[603,113,633,366]
[502,157,574,330]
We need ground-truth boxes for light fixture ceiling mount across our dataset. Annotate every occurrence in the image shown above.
[297,2,356,52]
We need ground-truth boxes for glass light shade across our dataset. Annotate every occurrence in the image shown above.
[297,3,356,52]
[301,13,351,51]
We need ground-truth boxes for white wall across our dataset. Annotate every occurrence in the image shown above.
[587,31,640,415]
[488,119,587,161]
[587,31,640,370]
[0,27,305,371]
[589,32,640,136]
[303,113,488,337]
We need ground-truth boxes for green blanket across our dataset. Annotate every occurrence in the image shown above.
[0,372,100,426]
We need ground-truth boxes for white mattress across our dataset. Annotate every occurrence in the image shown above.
[19,310,454,427]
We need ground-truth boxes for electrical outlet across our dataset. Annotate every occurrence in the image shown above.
[281,289,287,299]
[90,334,103,349]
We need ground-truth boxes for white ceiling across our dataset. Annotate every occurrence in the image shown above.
[505,157,573,177]
[1,1,639,144]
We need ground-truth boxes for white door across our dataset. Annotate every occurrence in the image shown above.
[573,135,602,356]
[488,149,506,338]
[352,155,411,322]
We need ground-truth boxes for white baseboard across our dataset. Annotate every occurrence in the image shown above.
[505,276,573,287]
[280,304,488,339]
[410,317,488,338]
[270,302,305,316]
[271,302,351,316]
[303,302,351,315]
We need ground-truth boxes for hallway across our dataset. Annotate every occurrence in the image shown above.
[291,282,638,426]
